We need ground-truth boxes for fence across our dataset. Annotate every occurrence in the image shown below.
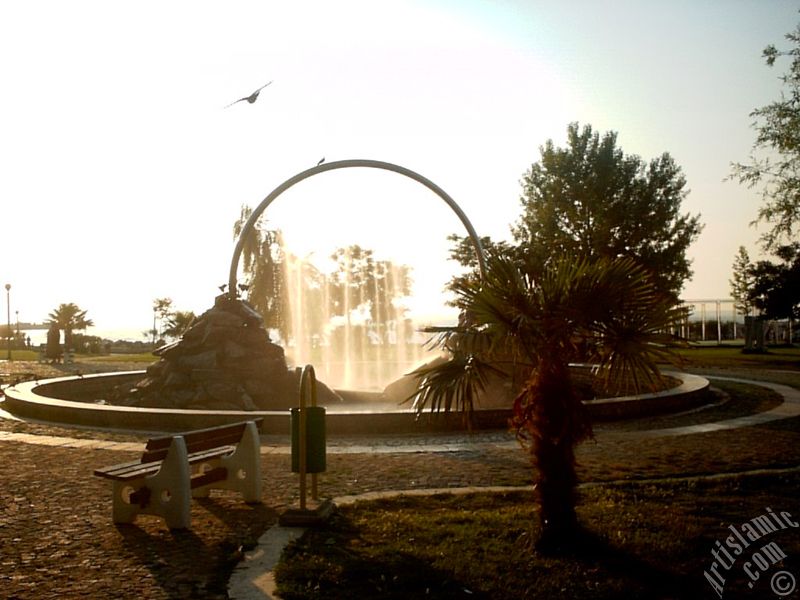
[677,299,795,344]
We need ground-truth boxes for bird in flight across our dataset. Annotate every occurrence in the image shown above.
[224,81,273,109]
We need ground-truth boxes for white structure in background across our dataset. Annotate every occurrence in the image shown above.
[679,298,795,344]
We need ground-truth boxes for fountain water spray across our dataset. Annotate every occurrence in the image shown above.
[229,159,487,392]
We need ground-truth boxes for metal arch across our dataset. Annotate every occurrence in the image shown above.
[228,159,487,296]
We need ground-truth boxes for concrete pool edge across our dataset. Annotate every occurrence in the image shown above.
[2,370,710,434]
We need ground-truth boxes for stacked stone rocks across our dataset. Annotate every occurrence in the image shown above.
[114,294,324,410]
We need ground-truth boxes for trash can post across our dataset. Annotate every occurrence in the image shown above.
[282,364,331,526]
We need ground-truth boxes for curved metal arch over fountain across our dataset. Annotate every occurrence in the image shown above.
[228,159,487,295]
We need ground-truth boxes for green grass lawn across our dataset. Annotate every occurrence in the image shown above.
[0,349,40,361]
[275,473,800,599]
[674,345,800,370]
[76,352,155,363]
[0,350,155,363]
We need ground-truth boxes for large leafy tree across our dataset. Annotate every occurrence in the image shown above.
[510,123,702,299]
[409,252,683,550]
[233,205,291,340]
[47,303,94,350]
[747,243,800,320]
[731,25,800,249]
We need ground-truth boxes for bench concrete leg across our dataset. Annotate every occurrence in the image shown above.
[223,420,262,503]
[243,421,263,502]
[192,421,262,503]
[109,436,192,529]
[149,436,191,529]
[111,480,141,524]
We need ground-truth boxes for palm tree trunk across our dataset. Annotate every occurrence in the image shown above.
[534,431,579,548]
[516,362,592,551]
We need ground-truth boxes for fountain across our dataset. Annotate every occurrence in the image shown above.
[219,158,488,405]
[1,159,710,432]
[277,245,429,393]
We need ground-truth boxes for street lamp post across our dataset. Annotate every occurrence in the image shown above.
[5,284,11,361]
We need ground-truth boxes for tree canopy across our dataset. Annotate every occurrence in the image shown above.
[509,123,702,299]
[746,243,800,320]
[729,246,755,317]
[233,205,291,339]
[731,24,800,249]
[47,303,93,349]
[162,310,197,340]
[47,303,93,332]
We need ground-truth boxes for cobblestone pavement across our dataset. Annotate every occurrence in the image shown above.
[0,362,798,599]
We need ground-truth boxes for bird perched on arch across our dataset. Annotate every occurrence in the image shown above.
[224,81,273,109]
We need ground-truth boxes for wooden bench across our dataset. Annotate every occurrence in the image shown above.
[94,419,263,529]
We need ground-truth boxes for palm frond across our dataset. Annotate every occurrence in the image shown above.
[576,258,687,394]
[403,354,504,428]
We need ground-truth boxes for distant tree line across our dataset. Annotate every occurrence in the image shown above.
[232,206,414,349]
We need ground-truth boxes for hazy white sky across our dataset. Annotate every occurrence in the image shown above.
[1,0,796,337]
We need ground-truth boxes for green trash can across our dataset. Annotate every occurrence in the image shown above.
[290,406,327,473]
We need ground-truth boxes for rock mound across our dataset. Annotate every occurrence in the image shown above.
[111,294,341,410]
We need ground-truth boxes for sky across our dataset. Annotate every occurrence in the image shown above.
[1,0,797,339]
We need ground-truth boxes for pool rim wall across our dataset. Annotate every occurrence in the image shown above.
[2,369,710,434]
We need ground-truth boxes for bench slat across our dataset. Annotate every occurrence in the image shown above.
[145,423,245,452]
[143,433,241,463]
[93,456,151,478]
[191,466,228,488]
[142,419,263,463]
[94,446,236,481]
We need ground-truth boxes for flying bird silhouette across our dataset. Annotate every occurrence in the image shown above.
[224,81,273,109]
[218,284,227,292]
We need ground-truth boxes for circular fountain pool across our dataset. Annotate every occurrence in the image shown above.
[2,369,710,434]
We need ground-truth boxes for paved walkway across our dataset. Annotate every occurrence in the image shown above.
[0,371,798,599]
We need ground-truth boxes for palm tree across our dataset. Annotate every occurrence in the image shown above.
[408,251,684,551]
[47,303,94,351]
[162,310,197,340]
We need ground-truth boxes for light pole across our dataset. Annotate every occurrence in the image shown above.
[5,284,11,361]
